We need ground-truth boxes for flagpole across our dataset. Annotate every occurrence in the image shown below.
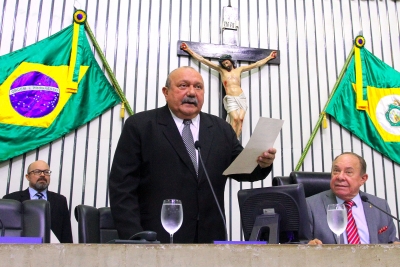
[294,45,355,171]
[84,21,134,116]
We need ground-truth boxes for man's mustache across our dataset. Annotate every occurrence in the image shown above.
[182,97,198,107]
[37,177,48,183]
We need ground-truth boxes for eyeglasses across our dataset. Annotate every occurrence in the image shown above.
[28,169,52,176]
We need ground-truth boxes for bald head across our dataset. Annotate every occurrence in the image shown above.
[165,66,201,87]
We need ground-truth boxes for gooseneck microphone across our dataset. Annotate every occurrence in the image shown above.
[361,195,400,222]
[0,218,5,237]
[194,141,228,241]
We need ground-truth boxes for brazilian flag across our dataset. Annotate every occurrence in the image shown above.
[0,15,121,162]
[326,36,400,164]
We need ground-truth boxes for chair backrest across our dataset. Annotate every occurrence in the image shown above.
[74,205,119,243]
[272,172,331,197]
[0,199,51,242]
[289,171,331,197]
[271,176,291,186]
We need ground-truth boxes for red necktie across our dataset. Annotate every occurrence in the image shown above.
[344,200,360,244]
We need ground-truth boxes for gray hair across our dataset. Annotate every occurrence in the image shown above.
[333,152,367,175]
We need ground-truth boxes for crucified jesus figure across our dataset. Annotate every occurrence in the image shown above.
[181,42,277,138]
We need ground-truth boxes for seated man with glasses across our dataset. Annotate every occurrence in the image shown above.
[3,160,73,243]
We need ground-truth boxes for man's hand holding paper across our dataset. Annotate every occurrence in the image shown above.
[223,117,284,175]
[256,148,277,169]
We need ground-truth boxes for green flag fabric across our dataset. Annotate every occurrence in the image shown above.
[326,43,400,164]
[0,24,121,162]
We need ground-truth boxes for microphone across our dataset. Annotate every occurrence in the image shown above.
[194,141,228,241]
[0,218,5,237]
[361,195,400,222]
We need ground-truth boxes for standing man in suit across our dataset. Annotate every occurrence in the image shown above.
[109,66,276,243]
[3,160,73,243]
[307,152,399,244]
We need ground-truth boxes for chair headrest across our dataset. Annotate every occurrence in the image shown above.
[0,199,23,229]
[289,172,331,197]
[272,176,291,186]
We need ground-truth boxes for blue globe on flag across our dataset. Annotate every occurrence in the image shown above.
[9,71,60,118]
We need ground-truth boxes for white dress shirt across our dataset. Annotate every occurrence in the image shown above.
[169,110,200,163]
[29,187,48,200]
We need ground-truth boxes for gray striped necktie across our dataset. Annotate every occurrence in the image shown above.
[182,119,198,175]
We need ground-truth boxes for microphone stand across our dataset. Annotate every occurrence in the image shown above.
[195,142,228,241]
[361,196,400,222]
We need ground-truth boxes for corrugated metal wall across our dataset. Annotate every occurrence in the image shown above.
[0,0,399,243]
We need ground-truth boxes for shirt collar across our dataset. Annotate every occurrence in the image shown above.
[29,187,48,200]
[336,193,362,207]
[169,109,200,129]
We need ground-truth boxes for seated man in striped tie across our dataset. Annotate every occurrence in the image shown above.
[3,160,73,243]
[306,152,400,244]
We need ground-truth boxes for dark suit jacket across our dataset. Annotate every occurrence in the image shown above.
[306,189,399,244]
[3,188,73,243]
[109,105,272,243]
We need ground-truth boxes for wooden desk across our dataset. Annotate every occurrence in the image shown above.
[0,244,399,266]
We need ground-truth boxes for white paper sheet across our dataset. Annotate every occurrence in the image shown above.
[223,117,284,175]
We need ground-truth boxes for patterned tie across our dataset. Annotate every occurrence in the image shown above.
[35,192,44,199]
[344,200,361,244]
[182,119,198,175]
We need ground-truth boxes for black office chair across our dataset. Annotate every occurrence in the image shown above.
[272,172,331,197]
[74,204,119,243]
[271,176,291,186]
[0,199,51,242]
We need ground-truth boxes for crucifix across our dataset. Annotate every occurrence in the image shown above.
[177,4,280,138]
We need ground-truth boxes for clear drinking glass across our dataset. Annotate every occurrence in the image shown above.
[161,199,183,243]
[327,203,347,244]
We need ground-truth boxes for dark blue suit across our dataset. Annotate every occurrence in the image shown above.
[109,105,272,243]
